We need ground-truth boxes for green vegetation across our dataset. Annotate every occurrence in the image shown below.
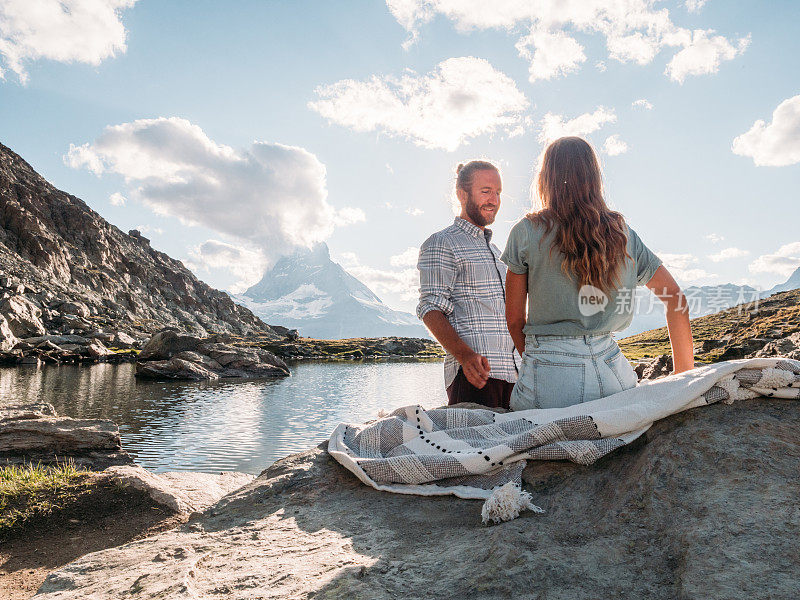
[0,459,91,533]
[619,288,800,362]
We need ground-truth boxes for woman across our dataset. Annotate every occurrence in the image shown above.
[501,137,693,411]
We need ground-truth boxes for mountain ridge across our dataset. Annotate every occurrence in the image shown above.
[0,141,278,341]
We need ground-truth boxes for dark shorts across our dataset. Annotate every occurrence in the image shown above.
[446,367,515,410]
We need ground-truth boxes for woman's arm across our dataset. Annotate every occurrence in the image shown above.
[645,265,694,374]
[505,271,528,355]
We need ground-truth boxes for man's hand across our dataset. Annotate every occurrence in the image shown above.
[421,310,492,389]
[457,350,491,389]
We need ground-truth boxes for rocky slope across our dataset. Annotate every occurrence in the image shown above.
[619,287,800,363]
[33,396,800,599]
[0,141,279,354]
[620,267,799,338]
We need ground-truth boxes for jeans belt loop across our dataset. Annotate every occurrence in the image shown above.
[530,334,539,349]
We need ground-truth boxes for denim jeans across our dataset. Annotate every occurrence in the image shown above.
[510,333,639,411]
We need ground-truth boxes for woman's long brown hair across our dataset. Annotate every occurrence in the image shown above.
[528,136,631,294]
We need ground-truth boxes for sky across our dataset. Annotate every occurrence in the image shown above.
[1,0,798,314]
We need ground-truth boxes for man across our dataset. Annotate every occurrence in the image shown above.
[416,160,519,409]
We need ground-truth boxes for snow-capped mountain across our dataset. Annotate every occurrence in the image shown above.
[765,265,800,296]
[231,243,430,339]
[619,269,800,338]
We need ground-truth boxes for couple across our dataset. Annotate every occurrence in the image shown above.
[417,136,694,411]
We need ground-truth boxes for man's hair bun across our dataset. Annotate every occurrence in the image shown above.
[456,163,465,175]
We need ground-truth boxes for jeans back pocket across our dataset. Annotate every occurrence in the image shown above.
[532,358,586,409]
[604,347,638,391]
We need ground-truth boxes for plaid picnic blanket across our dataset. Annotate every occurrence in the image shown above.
[328,358,800,507]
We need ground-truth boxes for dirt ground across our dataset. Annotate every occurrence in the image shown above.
[0,474,188,600]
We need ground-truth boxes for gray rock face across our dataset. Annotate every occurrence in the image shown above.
[136,330,290,380]
[34,398,800,599]
[0,404,132,469]
[752,332,800,361]
[635,354,674,380]
[0,142,279,344]
[0,294,46,337]
[103,465,255,514]
[0,416,120,454]
[0,313,17,350]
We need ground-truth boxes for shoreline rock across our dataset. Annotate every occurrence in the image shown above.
[0,403,133,470]
[134,329,290,380]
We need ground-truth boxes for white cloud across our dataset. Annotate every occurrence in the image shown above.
[65,117,361,261]
[603,134,628,156]
[665,30,750,83]
[134,223,163,235]
[748,242,800,278]
[386,1,748,83]
[186,240,269,294]
[707,247,749,262]
[109,191,126,206]
[515,29,586,82]
[332,207,366,226]
[632,98,653,110]
[595,61,607,72]
[337,252,360,268]
[685,0,709,13]
[659,252,699,270]
[406,207,424,216]
[538,107,616,145]
[309,57,528,151]
[0,0,136,83]
[389,246,420,268]
[732,95,800,167]
[341,249,420,308]
[705,233,724,243]
[658,252,717,283]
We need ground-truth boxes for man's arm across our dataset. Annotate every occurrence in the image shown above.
[422,311,490,389]
[417,235,491,389]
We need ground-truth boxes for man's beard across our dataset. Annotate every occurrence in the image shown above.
[465,193,494,227]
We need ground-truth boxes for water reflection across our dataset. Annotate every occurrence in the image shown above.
[0,360,446,474]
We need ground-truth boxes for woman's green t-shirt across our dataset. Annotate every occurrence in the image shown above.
[500,217,662,336]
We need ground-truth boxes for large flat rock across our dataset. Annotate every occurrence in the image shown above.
[103,466,255,514]
[35,398,800,599]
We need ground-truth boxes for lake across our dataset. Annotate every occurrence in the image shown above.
[0,360,447,474]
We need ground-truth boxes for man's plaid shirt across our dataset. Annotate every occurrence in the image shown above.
[417,217,520,388]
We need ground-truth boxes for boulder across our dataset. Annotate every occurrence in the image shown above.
[136,357,220,380]
[34,397,800,599]
[0,404,132,469]
[0,403,57,421]
[0,313,18,350]
[0,415,121,454]
[84,339,113,358]
[57,300,91,318]
[137,333,290,380]
[138,329,202,360]
[111,331,137,348]
[0,294,46,337]
[103,466,255,513]
[751,332,800,361]
[638,354,673,380]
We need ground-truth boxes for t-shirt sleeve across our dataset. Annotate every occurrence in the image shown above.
[500,219,530,275]
[628,226,662,286]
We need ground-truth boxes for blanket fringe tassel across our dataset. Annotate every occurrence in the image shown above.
[481,482,544,525]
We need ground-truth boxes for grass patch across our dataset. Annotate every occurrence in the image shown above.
[0,459,92,534]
